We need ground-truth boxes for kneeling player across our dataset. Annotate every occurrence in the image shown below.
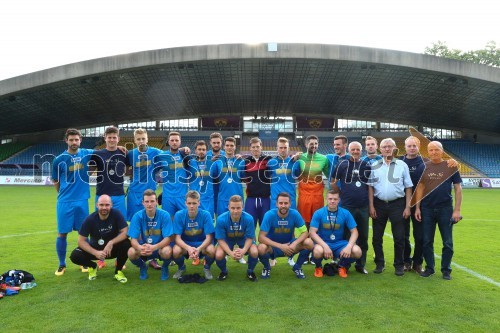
[258,192,314,279]
[127,189,174,281]
[70,195,130,283]
[309,189,362,278]
[215,195,259,282]
[172,190,216,280]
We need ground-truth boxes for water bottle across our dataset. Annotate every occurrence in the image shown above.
[21,282,37,289]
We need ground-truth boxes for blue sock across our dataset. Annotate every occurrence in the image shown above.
[56,236,67,266]
[294,249,310,269]
[259,253,271,270]
[204,256,215,269]
[247,256,258,272]
[339,258,354,268]
[216,259,227,273]
[131,258,146,268]
[174,257,185,269]
[315,258,323,268]
[162,259,171,267]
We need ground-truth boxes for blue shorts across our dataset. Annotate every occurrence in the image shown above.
[324,240,349,258]
[162,196,185,218]
[200,197,215,219]
[95,194,127,220]
[127,191,144,221]
[217,200,229,216]
[56,199,89,234]
[269,238,296,258]
[225,239,256,249]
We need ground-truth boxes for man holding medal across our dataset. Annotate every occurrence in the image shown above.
[127,190,174,281]
[258,192,314,279]
[70,195,130,283]
[309,189,362,278]
[330,141,371,275]
[214,195,259,281]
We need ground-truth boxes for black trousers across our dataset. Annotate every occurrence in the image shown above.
[372,197,406,268]
[70,239,131,272]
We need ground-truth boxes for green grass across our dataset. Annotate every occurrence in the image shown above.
[0,187,499,332]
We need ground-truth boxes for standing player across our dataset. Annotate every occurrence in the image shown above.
[243,137,272,229]
[69,195,130,283]
[210,137,245,215]
[326,135,350,185]
[297,135,330,228]
[172,191,216,280]
[309,189,362,278]
[186,140,215,218]
[258,192,314,279]
[214,195,259,281]
[363,136,382,165]
[52,128,94,276]
[330,141,371,274]
[158,131,190,218]
[207,132,225,216]
[127,190,174,280]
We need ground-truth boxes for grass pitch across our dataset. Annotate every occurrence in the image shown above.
[0,186,498,332]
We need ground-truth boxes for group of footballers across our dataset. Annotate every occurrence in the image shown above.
[52,125,462,283]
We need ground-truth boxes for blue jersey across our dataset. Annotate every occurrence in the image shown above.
[268,156,300,203]
[363,155,383,166]
[327,153,351,182]
[260,208,305,244]
[215,211,255,241]
[127,147,162,193]
[128,208,173,245]
[186,156,215,198]
[210,156,245,201]
[207,150,225,158]
[173,209,215,243]
[157,150,189,197]
[310,207,357,243]
[400,155,427,192]
[52,148,94,202]
[332,158,371,208]
[92,149,128,196]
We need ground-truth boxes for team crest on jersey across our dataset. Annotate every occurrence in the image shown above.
[147,221,157,227]
[278,220,288,226]
[188,222,199,228]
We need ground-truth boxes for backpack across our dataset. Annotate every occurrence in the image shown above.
[0,270,35,286]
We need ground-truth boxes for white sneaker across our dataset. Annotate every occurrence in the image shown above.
[270,259,277,267]
[238,258,247,264]
[288,257,295,266]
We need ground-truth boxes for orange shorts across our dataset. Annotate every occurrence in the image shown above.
[298,182,325,223]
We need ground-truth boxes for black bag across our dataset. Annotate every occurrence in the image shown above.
[0,270,35,286]
[323,262,339,276]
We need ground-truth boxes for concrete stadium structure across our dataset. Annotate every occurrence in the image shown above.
[0,43,499,139]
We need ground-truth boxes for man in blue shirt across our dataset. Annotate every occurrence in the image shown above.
[331,141,371,275]
[362,136,382,165]
[70,195,130,283]
[327,135,350,185]
[207,132,225,215]
[368,138,413,276]
[127,190,174,281]
[309,189,362,278]
[215,195,259,281]
[258,192,313,279]
[415,141,462,280]
[52,128,94,276]
[172,190,216,280]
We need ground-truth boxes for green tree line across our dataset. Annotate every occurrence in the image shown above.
[425,41,499,67]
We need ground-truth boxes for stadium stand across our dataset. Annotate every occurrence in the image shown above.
[442,140,500,177]
[0,142,31,162]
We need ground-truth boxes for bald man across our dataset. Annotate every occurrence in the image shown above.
[70,195,131,283]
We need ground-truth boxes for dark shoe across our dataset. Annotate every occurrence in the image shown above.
[412,264,423,274]
[420,269,435,278]
[355,266,368,274]
[395,267,405,276]
[149,259,161,270]
[442,271,452,280]
[373,264,385,274]
[247,272,257,282]
[403,263,412,272]
[217,271,228,281]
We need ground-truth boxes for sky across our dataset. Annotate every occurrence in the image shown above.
[1,0,498,81]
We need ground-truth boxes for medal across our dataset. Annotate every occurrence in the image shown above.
[356,181,361,187]
[199,180,204,186]
[98,239,105,246]
[108,169,115,176]
[147,237,153,244]
[330,234,336,240]
[227,178,233,183]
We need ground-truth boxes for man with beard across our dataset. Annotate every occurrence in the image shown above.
[326,135,350,185]
[187,140,216,219]
[258,192,314,279]
[207,132,225,215]
[70,195,130,283]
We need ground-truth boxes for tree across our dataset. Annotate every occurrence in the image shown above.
[424,41,500,67]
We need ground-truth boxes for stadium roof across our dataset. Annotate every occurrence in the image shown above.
[1,43,499,136]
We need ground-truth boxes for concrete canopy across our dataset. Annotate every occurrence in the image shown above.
[0,43,499,136]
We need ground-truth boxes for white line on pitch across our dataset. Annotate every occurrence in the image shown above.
[0,230,53,239]
[377,228,500,287]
